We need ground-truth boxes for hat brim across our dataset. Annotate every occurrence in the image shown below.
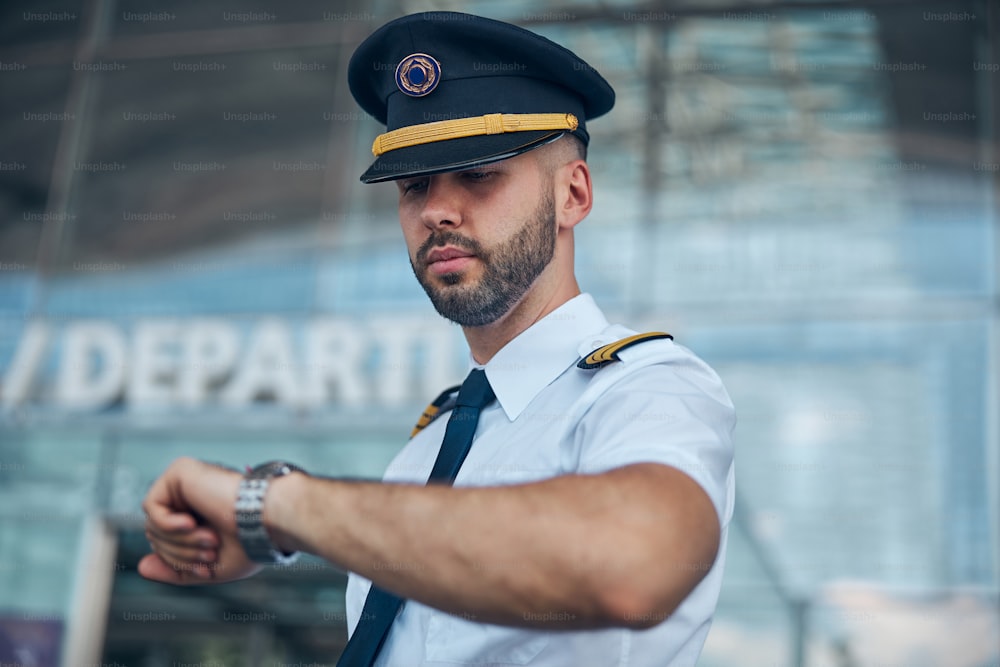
[360,130,567,184]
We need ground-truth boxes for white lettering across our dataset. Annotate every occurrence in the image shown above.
[8,316,461,411]
[178,319,240,406]
[416,320,460,397]
[130,320,179,407]
[56,321,127,409]
[369,318,415,406]
[221,320,299,406]
[303,319,366,407]
[2,319,49,408]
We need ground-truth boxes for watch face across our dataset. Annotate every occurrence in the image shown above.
[247,460,303,479]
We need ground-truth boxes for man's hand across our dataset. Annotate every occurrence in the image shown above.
[139,457,262,585]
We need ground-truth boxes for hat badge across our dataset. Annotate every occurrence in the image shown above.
[395,53,441,97]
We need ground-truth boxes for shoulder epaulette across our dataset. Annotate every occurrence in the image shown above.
[410,384,461,438]
[577,332,673,369]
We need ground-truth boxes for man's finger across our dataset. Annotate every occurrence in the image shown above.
[139,553,215,584]
[147,533,218,567]
[143,501,199,533]
[156,511,197,533]
[142,465,203,532]
[145,524,220,549]
[137,553,186,584]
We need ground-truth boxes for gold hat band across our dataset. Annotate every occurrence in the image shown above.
[372,112,578,156]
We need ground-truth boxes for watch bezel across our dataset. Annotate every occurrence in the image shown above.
[236,460,306,565]
[246,460,305,480]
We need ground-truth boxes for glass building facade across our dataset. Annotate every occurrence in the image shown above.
[0,0,997,665]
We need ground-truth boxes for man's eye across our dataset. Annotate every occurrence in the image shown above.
[402,180,428,194]
[463,171,493,182]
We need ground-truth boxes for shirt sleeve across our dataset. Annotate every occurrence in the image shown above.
[567,344,736,524]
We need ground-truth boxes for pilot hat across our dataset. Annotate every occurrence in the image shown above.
[348,11,615,183]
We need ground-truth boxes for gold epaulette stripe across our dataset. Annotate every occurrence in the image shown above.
[409,383,462,438]
[372,112,578,156]
[410,405,440,438]
[577,332,673,370]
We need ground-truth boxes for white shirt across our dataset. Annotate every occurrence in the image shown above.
[346,293,736,666]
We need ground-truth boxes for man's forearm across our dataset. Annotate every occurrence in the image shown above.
[264,463,720,629]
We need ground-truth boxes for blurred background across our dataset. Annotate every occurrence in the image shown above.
[0,0,997,665]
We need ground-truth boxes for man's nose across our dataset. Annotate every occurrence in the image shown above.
[419,177,464,230]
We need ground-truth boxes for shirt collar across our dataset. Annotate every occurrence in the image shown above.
[475,293,609,421]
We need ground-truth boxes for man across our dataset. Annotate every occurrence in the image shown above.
[141,12,735,667]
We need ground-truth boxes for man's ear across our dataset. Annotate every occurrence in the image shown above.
[556,159,592,231]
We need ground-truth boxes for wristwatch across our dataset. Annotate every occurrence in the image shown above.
[235,460,306,565]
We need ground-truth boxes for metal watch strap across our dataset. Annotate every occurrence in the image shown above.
[235,462,304,565]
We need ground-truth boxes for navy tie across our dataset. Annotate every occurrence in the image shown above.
[336,369,496,667]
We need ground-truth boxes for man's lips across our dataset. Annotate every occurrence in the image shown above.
[427,246,474,263]
[425,246,476,275]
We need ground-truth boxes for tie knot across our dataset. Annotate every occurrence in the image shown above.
[455,368,495,408]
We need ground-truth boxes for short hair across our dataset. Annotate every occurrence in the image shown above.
[536,133,587,174]
[565,134,587,161]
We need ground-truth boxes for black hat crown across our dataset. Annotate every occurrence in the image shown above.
[348,12,615,183]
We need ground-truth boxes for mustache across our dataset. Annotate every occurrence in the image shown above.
[416,231,485,264]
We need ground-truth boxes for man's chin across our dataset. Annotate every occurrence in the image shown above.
[437,272,464,287]
[422,286,502,328]
[420,266,473,288]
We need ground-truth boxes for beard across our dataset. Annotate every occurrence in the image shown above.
[410,190,556,327]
